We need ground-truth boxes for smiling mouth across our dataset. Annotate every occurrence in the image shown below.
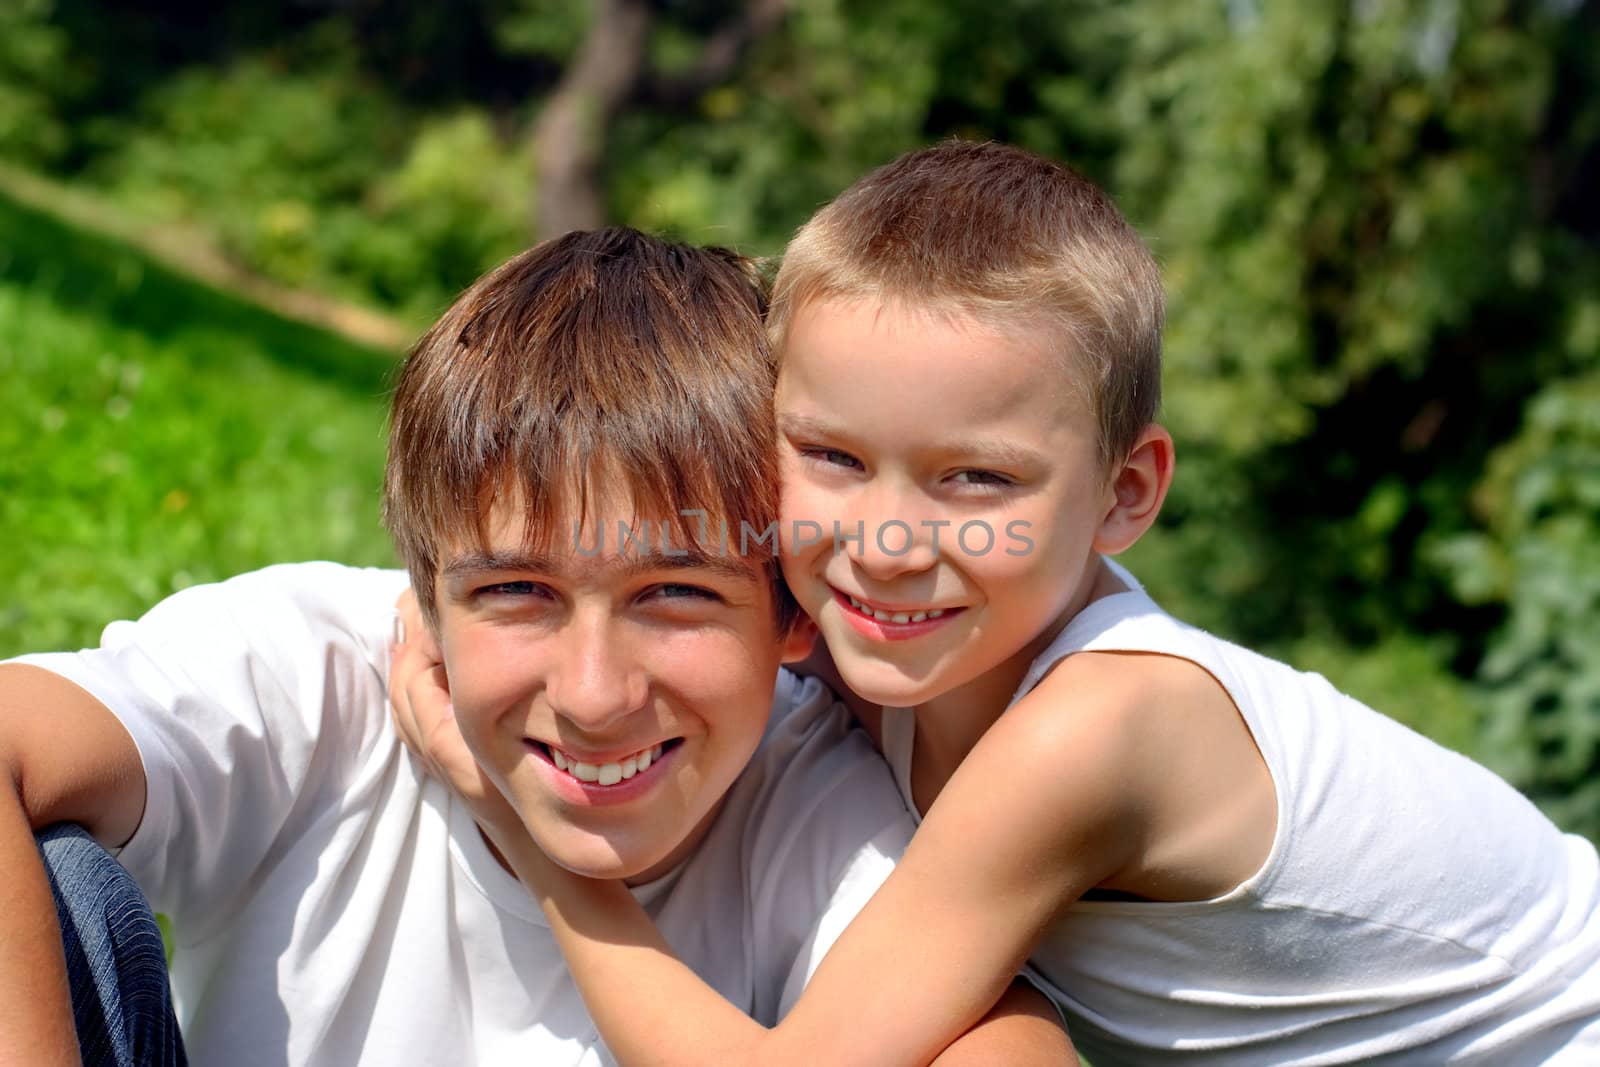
[839,591,962,625]
[535,740,682,786]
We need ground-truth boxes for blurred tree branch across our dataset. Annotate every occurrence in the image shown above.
[532,0,788,238]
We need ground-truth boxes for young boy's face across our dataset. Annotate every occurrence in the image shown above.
[431,480,811,883]
[775,297,1116,708]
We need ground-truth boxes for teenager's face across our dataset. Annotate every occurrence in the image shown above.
[775,297,1114,709]
[433,486,810,883]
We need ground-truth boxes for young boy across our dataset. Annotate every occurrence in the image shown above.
[408,143,1600,1064]
[0,228,1071,1065]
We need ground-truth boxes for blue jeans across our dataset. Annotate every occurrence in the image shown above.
[37,823,187,1067]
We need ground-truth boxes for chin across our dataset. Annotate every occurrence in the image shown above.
[539,831,674,883]
[829,654,939,707]
[548,844,650,881]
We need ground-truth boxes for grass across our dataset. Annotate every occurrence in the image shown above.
[0,190,402,657]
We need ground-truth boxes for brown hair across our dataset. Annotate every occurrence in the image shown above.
[769,139,1163,468]
[384,227,790,627]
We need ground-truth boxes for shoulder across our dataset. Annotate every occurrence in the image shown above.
[1012,645,1240,763]
[753,670,902,815]
[947,645,1254,869]
[154,562,408,648]
[1002,641,1278,901]
[735,670,913,892]
[123,562,405,674]
[20,562,411,757]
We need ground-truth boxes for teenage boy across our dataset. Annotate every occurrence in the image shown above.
[0,229,1071,1065]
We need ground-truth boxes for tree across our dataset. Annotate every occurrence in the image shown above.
[528,0,788,238]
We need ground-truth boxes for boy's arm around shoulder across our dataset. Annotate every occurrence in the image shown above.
[752,686,1084,1064]
[0,662,148,1066]
[753,658,1155,1064]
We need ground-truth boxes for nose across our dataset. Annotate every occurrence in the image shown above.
[840,483,941,581]
[545,611,648,735]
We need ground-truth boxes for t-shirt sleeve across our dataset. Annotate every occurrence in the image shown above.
[739,671,916,1022]
[8,562,410,936]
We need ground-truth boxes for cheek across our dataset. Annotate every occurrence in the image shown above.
[651,635,775,743]
[778,485,844,573]
[442,628,538,722]
[959,516,1085,597]
[778,467,835,526]
[965,550,1044,586]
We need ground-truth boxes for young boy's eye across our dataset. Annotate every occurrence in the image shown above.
[949,469,1013,487]
[801,447,864,471]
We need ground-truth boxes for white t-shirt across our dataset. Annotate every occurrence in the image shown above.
[883,567,1600,1064]
[13,562,915,1067]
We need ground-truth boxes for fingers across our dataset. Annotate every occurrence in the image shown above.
[386,588,519,831]
[414,665,482,794]
[390,587,449,780]
[396,588,441,660]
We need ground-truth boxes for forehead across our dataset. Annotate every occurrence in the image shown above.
[777,296,1091,445]
[441,477,768,586]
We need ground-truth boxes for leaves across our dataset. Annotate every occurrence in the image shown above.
[1,0,1597,834]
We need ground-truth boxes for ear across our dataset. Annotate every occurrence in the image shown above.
[1094,423,1174,555]
[779,613,819,664]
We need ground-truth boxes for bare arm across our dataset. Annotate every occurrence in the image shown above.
[931,981,1078,1066]
[0,663,147,1066]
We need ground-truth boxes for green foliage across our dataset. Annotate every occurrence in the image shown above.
[0,0,74,165]
[0,192,397,656]
[610,0,1088,253]
[496,0,591,62]
[1433,366,1600,836]
[90,39,405,304]
[0,0,1596,836]
[356,112,531,316]
[76,25,528,320]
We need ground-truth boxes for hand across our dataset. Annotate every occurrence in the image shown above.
[387,589,519,837]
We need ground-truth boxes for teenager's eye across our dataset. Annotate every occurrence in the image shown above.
[949,469,1014,487]
[647,583,723,603]
[478,580,550,599]
[800,447,864,471]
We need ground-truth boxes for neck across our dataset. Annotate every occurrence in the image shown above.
[906,555,1125,813]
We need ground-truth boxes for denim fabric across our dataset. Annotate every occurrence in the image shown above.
[37,823,186,1067]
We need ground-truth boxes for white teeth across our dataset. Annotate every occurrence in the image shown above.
[549,742,665,785]
[847,595,945,625]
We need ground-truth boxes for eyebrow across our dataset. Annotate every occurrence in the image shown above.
[442,547,759,585]
[926,438,1049,470]
[777,412,851,443]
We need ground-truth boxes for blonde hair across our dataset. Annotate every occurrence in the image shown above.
[384,228,792,627]
[770,140,1163,467]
